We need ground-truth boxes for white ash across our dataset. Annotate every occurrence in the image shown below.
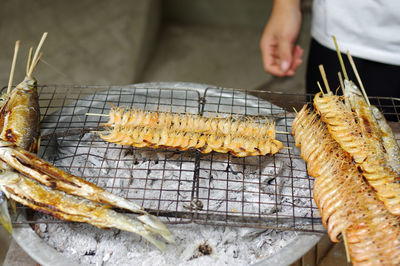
[35,132,315,265]
[38,217,298,266]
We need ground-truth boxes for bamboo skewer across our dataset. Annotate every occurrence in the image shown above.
[318,65,331,93]
[342,231,351,263]
[332,36,349,81]
[27,32,48,77]
[346,51,371,106]
[276,131,289,135]
[317,82,324,95]
[7,41,20,94]
[86,113,109,117]
[28,53,43,77]
[338,72,345,95]
[86,113,289,134]
[26,47,33,76]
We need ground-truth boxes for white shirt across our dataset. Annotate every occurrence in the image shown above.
[311,0,400,65]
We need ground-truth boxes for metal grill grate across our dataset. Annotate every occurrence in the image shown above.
[9,84,400,234]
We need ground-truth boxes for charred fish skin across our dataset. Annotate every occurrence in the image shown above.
[0,35,45,234]
[0,170,168,251]
[371,105,400,174]
[0,33,45,154]
[0,77,40,153]
[0,33,174,249]
[0,140,174,244]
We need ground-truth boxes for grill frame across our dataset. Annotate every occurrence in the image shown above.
[7,83,400,235]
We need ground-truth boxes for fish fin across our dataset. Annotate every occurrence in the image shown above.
[0,198,12,234]
[9,199,16,214]
[137,214,175,244]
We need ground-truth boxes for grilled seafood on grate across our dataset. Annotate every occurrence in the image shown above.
[0,34,173,250]
[0,34,44,153]
[292,37,400,264]
[292,106,400,264]
[313,74,400,215]
[96,107,283,157]
[0,169,169,251]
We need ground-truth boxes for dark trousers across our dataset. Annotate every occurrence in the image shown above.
[306,39,400,98]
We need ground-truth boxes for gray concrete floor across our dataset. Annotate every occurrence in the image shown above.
[0,0,314,265]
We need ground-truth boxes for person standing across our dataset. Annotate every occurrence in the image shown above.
[260,0,400,97]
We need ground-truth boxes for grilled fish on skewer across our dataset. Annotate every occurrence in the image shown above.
[0,34,174,249]
[333,36,400,175]
[0,33,46,153]
[0,34,44,233]
[0,39,22,234]
[343,50,400,174]
[0,33,50,234]
[0,170,168,251]
[0,140,173,244]
[292,106,400,264]
[371,106,400,173]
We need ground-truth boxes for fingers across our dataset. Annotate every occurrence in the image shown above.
[287,45,304,75]
[261,36,288,77]
[262,47,289,77]
[278,38,294,73]
[262,41,304,77]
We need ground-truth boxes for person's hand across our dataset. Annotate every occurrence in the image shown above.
[260,0,303,77]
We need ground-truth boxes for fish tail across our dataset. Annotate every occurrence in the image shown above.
[0,197,12,234]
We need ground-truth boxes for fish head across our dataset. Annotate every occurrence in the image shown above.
[0,93,10,113]
[343,80,362,98]
[16,76,37,92]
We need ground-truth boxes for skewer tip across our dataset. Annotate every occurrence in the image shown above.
[346,50,371,106]
[7,40,21,94]
[276,131,290,135]
[332,36,349,81]
[85,113,110,117]
[317,81,324,95]
[318,65,331,93]
[342,230,351,263]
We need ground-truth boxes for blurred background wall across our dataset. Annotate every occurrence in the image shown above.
[0,0,311,91]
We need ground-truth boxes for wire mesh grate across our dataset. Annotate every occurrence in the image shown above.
[8,85,400,234]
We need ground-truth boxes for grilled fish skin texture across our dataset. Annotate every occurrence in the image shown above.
[0,170,168,251]
[0,140,174,244]
[0,77,40,153]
